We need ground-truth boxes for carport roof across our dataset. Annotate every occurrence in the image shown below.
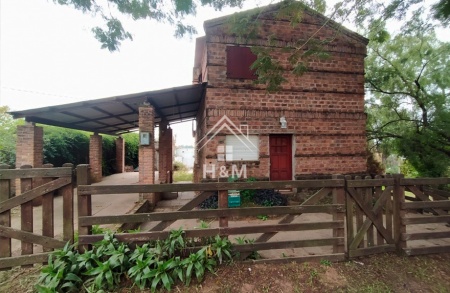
[9,83,207,135]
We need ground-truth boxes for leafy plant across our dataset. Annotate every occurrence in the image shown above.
[182,247,216,286]
[257,215,269,221]
[144,259,175,292]
[36,242,82,293]
[235,236,260,260]
[320,259,332,267]
[211,235,233,264]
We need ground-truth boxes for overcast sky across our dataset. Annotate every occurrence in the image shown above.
[0,0,275,145]
[0,0,446,146]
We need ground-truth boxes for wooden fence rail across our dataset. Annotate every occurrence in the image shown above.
[76,165,346,262]
[0,164,74,269]
[399,177,450,256]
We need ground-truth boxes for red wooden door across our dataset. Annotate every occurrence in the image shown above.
[270,135,292,181]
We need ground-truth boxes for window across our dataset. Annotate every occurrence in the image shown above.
[226,46,257,79]
[225,135,259,161]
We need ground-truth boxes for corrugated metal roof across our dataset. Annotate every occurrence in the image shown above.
[10,83,207,135]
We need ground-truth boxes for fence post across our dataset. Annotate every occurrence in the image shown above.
[393,174,406,254]
[20,165,33,265]
[0,164,11,260]
[344,175,353,259]
[332,174,345,254]
[77,164,91,252]
[41,163,54,252]
[62,163,74,243]
[218,190,228,229]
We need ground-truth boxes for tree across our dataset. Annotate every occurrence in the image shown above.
[0,106,23,167]
[365,16,450,177]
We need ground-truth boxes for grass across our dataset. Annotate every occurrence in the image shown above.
[173,170,193,182]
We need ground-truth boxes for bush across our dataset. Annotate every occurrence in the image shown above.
[173,161,188,171]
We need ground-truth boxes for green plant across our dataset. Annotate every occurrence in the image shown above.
[182,247,216,286]
[257,215,269,221]
[320,259,332,267]
[234,236,260,260]
[36,242,82,293]
[211,235,233,264]
[196,220,210,229]
[144,259,176,292]
[240,177,257,203]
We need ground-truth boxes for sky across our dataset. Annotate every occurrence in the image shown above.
[0,0,274,145]
[0,0,446,146]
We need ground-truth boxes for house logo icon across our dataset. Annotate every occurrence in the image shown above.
[196,115,257,162]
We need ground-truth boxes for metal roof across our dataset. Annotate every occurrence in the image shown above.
[9,83,207,135]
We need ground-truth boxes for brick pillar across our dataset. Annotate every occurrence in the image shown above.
[115,136,125,173]
[158,120,173,184]
[89,133,102,183]
[16,122,43,169]
[138,105,157,203]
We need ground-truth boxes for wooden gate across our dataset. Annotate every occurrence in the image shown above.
[0,164,74,269]
[345,175,397,258]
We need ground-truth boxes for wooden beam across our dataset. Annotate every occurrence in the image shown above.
[79,221,344,245]
[0,253,50,269]
[234,237,344,252]
[347,178,394,188]
[0,225,66,249]
[0,177,71,213]
[400,178,450,186]
[404,245,450,256]
[402,200,450,209]
[0,167,72,180]
[348,244,396,258]
[77,179,345,195]
[402,215,450,225]
[0,164,11,259]
[242,253,346,264]
[79,205,345,226]
[401,231,450,241]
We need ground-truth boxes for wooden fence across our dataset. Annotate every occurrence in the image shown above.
[77,165,346,263]
[399,177,450,256]
[0,164,74,269]
[1,163,448,268]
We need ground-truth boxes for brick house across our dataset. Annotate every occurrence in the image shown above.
[192,3,368,182]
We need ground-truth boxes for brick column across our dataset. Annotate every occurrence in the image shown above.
[138,104,156,203]
[158,120,173,184]
[16,122,43,169]
[89,133,103,183]
[115,136,125,173]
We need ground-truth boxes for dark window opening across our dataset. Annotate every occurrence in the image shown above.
[226,46,257,79]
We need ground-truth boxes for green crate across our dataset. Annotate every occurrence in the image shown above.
[228,195,241,207]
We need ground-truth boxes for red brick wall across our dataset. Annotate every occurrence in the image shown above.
[194,8,368,181]
[159,125,173,183]
[16,123,43,169]
[89,133,103,183]
[116,136,125,173]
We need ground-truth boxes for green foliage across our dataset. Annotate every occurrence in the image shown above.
[42,126,90,168]
[101,135,116,176]
[365,16,450,177]
[173,160,188,171]
[240,177,256,203]
[0,106,23,166]
[37,229,236,292]
[52,0,244,51]
[122,133,139,168]
[234,236,260,260]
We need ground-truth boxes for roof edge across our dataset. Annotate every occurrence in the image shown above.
[203,1,368,45]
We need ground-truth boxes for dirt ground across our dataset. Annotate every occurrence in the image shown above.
[1,252,449,292]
